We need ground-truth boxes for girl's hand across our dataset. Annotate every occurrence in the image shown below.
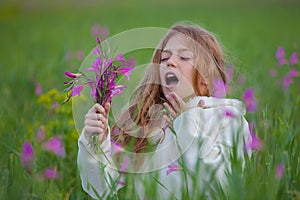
[163,92,205,119]
[84,102,111,145]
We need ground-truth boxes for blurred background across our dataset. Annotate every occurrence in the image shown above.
[0,0,300,199]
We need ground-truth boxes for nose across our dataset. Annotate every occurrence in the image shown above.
[166,55,178,68]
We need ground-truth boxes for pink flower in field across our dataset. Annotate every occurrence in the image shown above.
[278,57,287,66]
[35,83,42,96]
[21,141,34,173]
[43,168,60,180]
[290,52,298,65]
[92,24,109,40]
[115,67,133,80]
[245,122,263,151]
[276,46,287,66]
[75,51,85,60]
[226,66,234,83]
[64,72,81,79]
[92,46,100,56]
[118,180,126,186]
[166,163,182,175]
[269,69,277,77]
[36,126,46,142]
[110,139,123,156]
[243,88,257,113]
[71,84,85,97]
[115,53,125,63]
[43,136,66,158]
[288,68,299,77]
[276,164,284,179]
[283,76,292,88]
[238,74,245,85]
[124,58,136,68]
[213,78,230,98]
[120,156,129,172]
[276,46,285,59]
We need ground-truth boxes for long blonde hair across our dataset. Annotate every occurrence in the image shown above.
[111,22,227,153]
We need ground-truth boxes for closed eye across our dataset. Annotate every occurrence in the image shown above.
[161,57,169,62]
[180,57,190,61]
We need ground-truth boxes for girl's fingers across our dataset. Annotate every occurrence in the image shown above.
[104,102,111,117]
[85,126,103,135]
[85,119,104,128]
[163,102,177,119]
[165,94,180,114]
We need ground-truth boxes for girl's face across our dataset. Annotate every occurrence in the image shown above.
[159,33,196,101]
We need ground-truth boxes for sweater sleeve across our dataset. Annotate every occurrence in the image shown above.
[77,128,122,199]
[173,105,251,188]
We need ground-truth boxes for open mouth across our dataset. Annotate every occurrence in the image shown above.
[165,72,179,87]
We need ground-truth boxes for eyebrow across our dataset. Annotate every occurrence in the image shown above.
[162,48,192,53]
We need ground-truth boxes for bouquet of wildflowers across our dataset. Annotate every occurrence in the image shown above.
[63,38,133,153]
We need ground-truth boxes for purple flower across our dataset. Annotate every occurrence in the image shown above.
[245,122,263,151]
[269,69,277,77]
[35,83,42,96]
[288,68,299,77]
[43,168,60,180]
[278,57,287,66]
[237,74,245,85]
[76,51,85,60]
[43,136,66,157]
[71,84,85,97]
[276,46,285,59]
[115,53,125,62]
[97,37,101,45]
[92,24,109,40]
[124,58,136,68]
[166,163,182,175]
[36,126,46,142]
[243,88,257,113]
[64,72,81,79]
[118,180,126,186]
[87,57,102,73]
[212,78,229,98]
[20,141,34,173]
[290,52,298,65]
[283,76,292,88]
[276,46,287,66]
[115,67,133,80]
[276,164,284,179]
[92,46,100,56]
[120,156,129,172]
[110,139,123,156]
[226,66,234,83]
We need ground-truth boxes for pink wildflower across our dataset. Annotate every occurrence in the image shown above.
[269,69,277,77]
[43,168,60,180]
[283,76,292,88]
[20,141,34,173]
[290,52,298,65]
[245,122,263,151]
[92,24,109,40]
[35,83,42,96]
[276,164,284,179]
[238,74,245,85]
[115,67,133,80]
[276,46,285,59]
[166,163,182,175]
[213,78,229,98]
[71,84,85,97]
[226,66,234,83]
[288,68,299,77]
[43,136,66,157]
[243,88,257,113]
[36,126,46,142]
[115,53,125,63]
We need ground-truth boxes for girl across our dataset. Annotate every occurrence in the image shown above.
[78,22,251,199]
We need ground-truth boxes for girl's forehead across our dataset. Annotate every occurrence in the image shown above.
[163,34,193,53]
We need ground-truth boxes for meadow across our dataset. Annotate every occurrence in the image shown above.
[0,0,300,199]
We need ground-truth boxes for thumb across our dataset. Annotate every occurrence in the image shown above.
[104,102,111,117]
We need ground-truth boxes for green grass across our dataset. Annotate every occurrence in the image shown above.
[0,0,300,199]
